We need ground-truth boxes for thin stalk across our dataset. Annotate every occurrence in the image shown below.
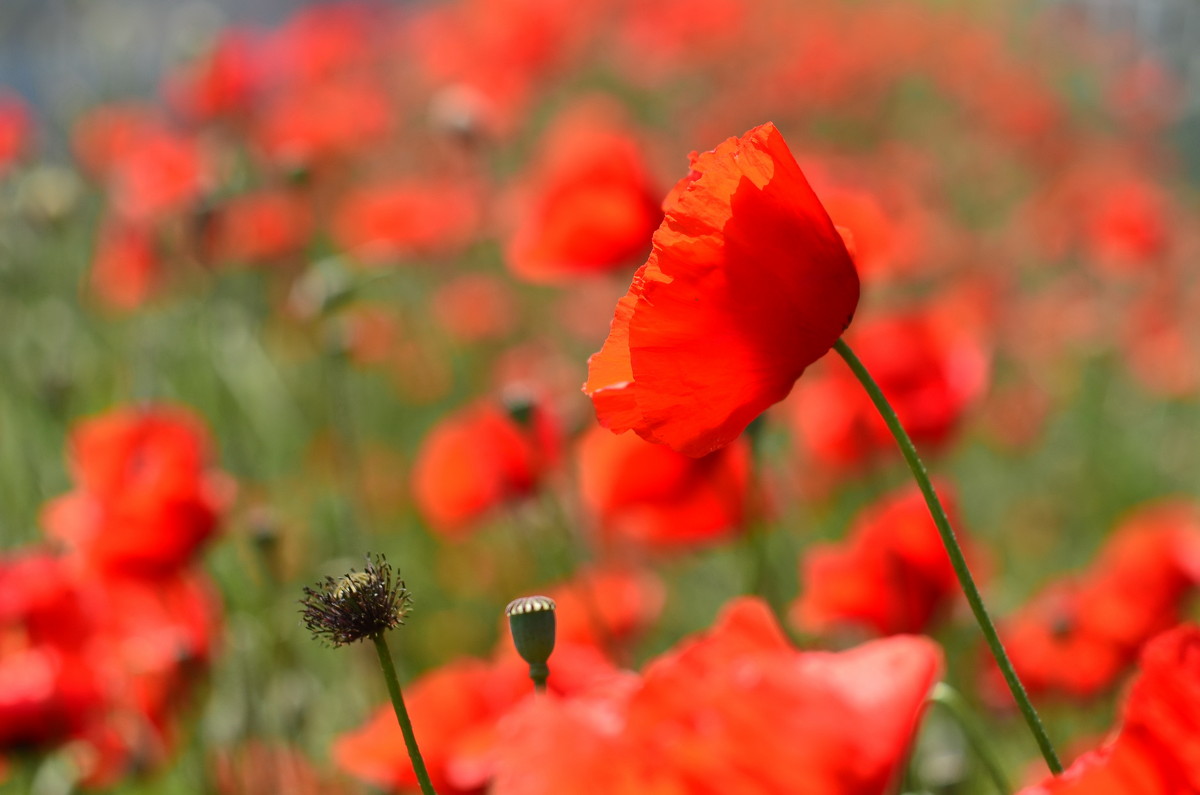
[832,338,1062,775]
[931,683,1012,794]
[371,634,438,795]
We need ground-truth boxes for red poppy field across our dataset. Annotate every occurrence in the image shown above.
[1,0,1199,793]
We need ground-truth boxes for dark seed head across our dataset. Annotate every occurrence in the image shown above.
[300,555,411,647]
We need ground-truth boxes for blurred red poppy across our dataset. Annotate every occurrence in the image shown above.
[1022,157,1171,276]
[1019,623,1200,794]
[983,580,1130,704]
[546,568,665,651]
[504,103,661,283]
[791,311,989,470]
[205,189,313,265]
[332,178,480,264]
[432,274,518,343]
[106,129,210,223]
[334,648,620,795]
[165,30,263,122]
[1121,288,1200,398]
[253,76,393,169]
[411,399,561,534]
[89,218,160,311]
[403,0,602,136]
[262,3,380,87]
[584,122,860,457]
[1086,176,1169,273]
[0,551,220,787]
[792,481,970,637]
[492,597,941,795]
[983,501,1200,704]
[0,92,30,174]
[42,406,232,575]
[72,104,165,179]
[614,0,748,80]
[576,423,751,550]
[0,552,103,748]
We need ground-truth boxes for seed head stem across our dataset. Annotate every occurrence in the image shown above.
[372,633,438,795]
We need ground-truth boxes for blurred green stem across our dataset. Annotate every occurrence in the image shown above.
[832,338,1063,776]
[371,634,438,795]
[742,520,782,620]
[321,340,365,548]
[931,683,1012,794]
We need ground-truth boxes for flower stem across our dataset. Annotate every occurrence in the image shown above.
[371,634,438,795]
[832,338,1062,775]
[931,683,1012,794]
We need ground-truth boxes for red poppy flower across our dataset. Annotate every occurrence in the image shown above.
[584,122,860,458]
[983,581,1131,704]
[815,182,933,282]
[206,189,313,265]
[432,274,518,343]
[0,92,31,174]
[334,648,620,795]
[331,178,480,264]
[72,104,165,179]
[1121,289,1200,398]
[42,406,232,575]
[576,423,751,550]
[1018,624,1200,794]
[1077,502,1200,647]
[89,218,160,311]
[64,567,220,789]
[411,399,561,534]
[492,597,941,795]
[165,30,262,122]
[1021,157,1170,276]
[614,0,749,80]
[403,0,602,136]
[792,482,971,637]
[791,310,989,470]
[504,102,661,283]
[983,501,1200,704]
[262,3,379,87]
[1085,175,1168,274]
[0,551,220,787]
[547,568,665,651]
[106,129,210,223]
[253,77,393,169]
[0,552,103,748]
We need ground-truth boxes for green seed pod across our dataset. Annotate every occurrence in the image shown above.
[505,595,556,691]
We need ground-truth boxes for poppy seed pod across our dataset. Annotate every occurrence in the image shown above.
[506,595,556,691]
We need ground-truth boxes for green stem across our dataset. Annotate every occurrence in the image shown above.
[832,338,1062,775]
[931,683,1012,794]
[371,634,438,795]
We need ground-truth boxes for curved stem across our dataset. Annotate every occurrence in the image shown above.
[931,683,1012,794]
[832,338,1062,775]
[371,634,438,795]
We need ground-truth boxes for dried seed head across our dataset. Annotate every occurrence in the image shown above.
[301,555,411,646]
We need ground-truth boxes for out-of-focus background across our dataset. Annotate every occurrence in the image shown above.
[1,0,1199,792]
